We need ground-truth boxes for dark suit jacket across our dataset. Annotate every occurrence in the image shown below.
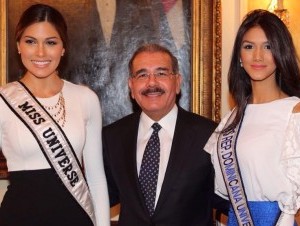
[103,107,218,226]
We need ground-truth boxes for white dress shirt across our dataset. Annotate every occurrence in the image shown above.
[137,105,178,207]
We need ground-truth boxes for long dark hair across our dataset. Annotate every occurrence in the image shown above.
[225,9,300,132]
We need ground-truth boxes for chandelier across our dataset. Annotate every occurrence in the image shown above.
[268,0,289,26]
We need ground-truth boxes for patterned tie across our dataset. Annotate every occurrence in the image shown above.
[139,123,162,216]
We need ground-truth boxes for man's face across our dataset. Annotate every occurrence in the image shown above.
[128,51,182,121]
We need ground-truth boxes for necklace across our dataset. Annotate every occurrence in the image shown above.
[43,91,66,127]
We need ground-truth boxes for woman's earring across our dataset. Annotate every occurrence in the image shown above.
[240,59,243,67]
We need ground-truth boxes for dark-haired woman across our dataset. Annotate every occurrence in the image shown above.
[205,9,300,226]
[0,4,110,226]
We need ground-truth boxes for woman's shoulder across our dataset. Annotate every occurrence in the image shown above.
[292,102,300,113]
[0,81,19,90]
[273,96,300,113]
[63,80,97,97]
[63,80,100,108]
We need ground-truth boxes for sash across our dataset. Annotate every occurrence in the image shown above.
[0,81,96,225]
[217,104,254,226]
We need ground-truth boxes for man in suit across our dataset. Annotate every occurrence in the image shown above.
[103,43,220,225]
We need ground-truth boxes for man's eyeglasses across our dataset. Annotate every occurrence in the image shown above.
[131,70,175,81]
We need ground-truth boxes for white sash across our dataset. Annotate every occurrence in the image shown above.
[217,105,254,226]
[0,81,96,225]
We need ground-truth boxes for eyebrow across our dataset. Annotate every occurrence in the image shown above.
[135,67,169,74]
[22,35,60,40]
[155,67,169,71]
[242,40,269,44]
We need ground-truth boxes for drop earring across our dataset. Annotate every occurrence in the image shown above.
[240,59,243,67]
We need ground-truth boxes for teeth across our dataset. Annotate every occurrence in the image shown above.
[32,60,50,65]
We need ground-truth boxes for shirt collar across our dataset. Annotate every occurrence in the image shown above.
[140,105,178,132]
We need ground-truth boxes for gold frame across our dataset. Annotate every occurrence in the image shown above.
[0,0,7,179]
[0,0,221,121]
[192,0,222,122]
[0,0,6,86]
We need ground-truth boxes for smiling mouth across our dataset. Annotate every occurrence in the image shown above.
[32,60,51,66]
[251,65,266,69]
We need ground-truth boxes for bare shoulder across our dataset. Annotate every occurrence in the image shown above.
[292,102,300,113]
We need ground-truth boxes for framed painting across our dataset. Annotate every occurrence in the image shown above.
[0,0,221,181]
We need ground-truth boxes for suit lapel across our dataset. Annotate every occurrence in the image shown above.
[154,108,197,212]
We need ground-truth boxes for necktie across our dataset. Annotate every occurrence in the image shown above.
[139,123,162,216]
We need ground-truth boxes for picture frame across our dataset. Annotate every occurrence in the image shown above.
[0,0,222,179]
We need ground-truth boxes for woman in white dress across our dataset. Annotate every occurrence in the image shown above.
[205,9,300,226]
[0,4,110,226]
